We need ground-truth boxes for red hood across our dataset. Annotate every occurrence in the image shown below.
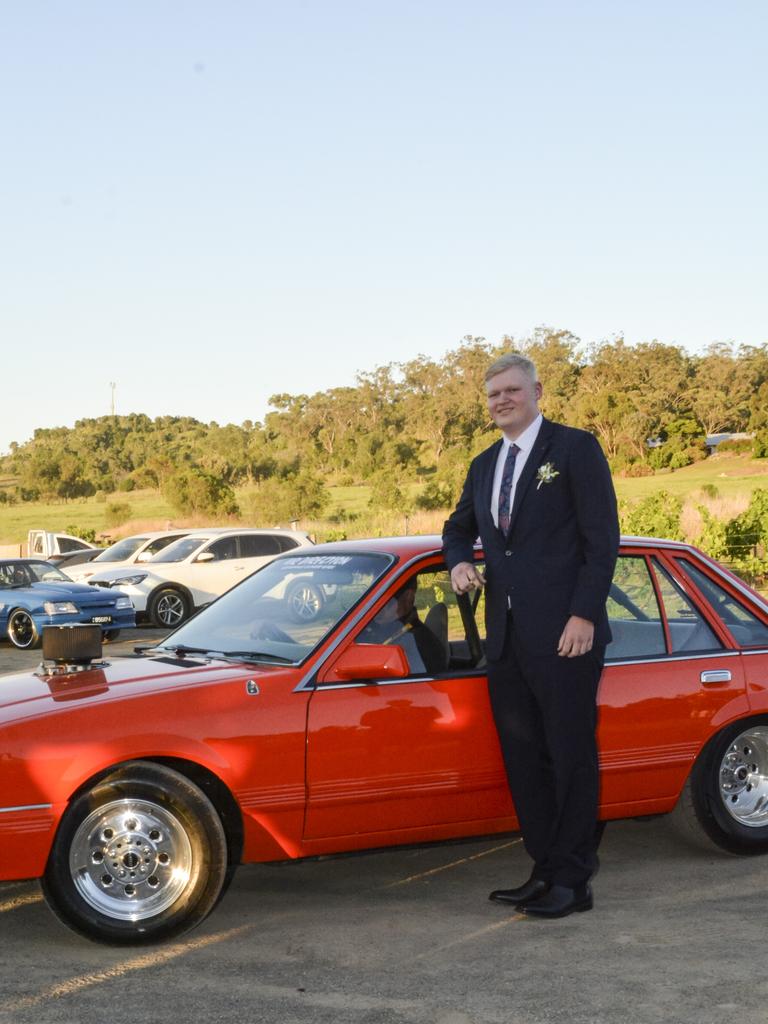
[0,653,290,724]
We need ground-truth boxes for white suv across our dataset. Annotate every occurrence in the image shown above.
[86,528,314,628]
[65,530,191,583]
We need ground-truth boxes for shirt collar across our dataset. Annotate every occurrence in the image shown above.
[502,413,543,454]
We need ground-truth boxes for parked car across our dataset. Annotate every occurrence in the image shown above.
[0,558,135,648]
[50,548,104,570]
[1,534,768,944]
[65,530,191,584]
[27,530,100,561]
[85,527,314,628]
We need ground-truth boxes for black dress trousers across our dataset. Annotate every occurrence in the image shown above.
[486,614,605,889]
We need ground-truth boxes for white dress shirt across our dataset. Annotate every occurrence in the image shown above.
[490,414,543,528]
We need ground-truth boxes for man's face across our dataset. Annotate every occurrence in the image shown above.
[486,366,542,439]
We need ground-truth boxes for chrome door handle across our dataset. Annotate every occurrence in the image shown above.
[700,670,732,684]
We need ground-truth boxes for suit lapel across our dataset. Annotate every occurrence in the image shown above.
[506,419,555,535]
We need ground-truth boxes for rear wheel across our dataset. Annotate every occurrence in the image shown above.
[149,587,190,629]
[7,609,40,649]
[673,718,768,854]
[42,762,228,944]
[102,630,120,643]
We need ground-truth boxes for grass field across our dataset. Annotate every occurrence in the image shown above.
[1,453,767,549]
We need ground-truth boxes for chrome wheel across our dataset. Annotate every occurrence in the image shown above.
[718,727,768,827]
[7,609,39,649]
[43,762,228,944]
[287,582,323,622]
[69,798,193,920]
[151,588,189,628]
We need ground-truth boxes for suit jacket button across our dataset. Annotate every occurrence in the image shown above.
[505,550,512,556]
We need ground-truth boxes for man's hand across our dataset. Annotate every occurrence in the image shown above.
[450,561,486,595]
[557,615,594,658]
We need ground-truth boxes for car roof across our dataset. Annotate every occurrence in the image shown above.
[274,533,700,559]
[119,530,191,540]
[165,527,312,540]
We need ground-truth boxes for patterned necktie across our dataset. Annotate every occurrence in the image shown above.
[497,443,520,534]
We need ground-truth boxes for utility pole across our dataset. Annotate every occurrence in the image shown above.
[110,381,116,416]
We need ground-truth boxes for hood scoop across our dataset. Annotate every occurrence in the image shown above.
[36,624,107,677]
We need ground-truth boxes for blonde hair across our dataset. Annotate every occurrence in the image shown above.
[485,352,538,384]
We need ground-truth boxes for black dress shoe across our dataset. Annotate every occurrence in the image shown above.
[489,878,549,906]
[518,883,592,918]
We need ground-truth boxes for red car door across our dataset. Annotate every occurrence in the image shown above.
[303,565,514,844]
[597,550,749,817]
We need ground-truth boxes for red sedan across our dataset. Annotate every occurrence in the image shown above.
[1,535,768,944]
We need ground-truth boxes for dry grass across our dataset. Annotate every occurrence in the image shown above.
[681,491,751,544]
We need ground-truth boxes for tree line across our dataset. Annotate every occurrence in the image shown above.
[2,330,768,519]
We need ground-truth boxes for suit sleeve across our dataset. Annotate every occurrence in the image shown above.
[442,459,480,571]
[568,432,620,625]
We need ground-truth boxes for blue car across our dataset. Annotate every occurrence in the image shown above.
[0,559,135,649]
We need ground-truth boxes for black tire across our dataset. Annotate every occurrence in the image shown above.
[7,609,40,649]
[42,761,228,944]
[148,587,191,629]
[286,580,324,623]
[102,629,120,643]
[672,717,768,855]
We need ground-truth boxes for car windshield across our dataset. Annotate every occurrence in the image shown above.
[0,561,70,586]
[93,537,150,562]
[156,552,392,663]
[150,536,211,563]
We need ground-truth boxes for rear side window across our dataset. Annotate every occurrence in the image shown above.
[677,559,768,647]
[276,536,301,552]
[606,557,666,659]
[652,558,722,654]
[239,534,282,557]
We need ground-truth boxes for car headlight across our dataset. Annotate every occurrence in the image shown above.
[115,597,133,609]
[109,574,149,587]
[43,601,78,615]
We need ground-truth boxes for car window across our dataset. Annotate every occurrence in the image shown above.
[59,537,89,552]
[353,565,486,678]
[161,552,391,664]
[0,563,30,587]
[606,557,666,659]
[26,561,69,582]
[93,537,149,562]
[652,558,722,653]
[239,534,282,557]
[143,534,187,556]
[151,536,211,563]
[677,559,768,647]
[276,536,301,552]
[205,537,238,561]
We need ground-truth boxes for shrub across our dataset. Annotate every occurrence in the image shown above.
[104,504,132,528]
[243,471,328,524]
[620,491,683,541]
[163,468,239,517]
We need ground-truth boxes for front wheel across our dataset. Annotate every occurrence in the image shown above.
[42,762,228,944]
[148,587,190,629]
[7,609,40,649]
[673,718,768,854]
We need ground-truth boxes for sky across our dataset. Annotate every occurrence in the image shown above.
[1,0,766,455]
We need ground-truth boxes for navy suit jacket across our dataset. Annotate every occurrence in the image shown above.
[442,419,620,660]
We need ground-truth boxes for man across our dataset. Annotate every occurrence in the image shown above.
[362,576,449,675]
[442,352,619,919]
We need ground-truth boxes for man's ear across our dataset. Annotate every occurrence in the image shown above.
[535,381,543,401]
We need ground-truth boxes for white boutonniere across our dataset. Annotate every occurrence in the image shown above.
[536,462,559,489]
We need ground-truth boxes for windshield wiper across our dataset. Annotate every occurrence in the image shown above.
[154,644,225,659]
[218,650,293,664]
